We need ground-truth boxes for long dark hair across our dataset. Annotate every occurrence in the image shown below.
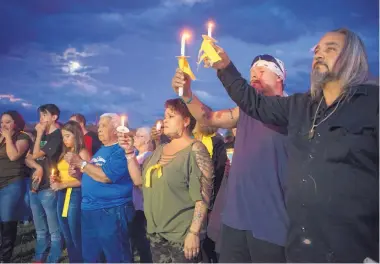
[59,120,85,161]
[1,110,26,133]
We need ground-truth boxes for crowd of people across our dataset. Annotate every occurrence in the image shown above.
[0,28,378,263]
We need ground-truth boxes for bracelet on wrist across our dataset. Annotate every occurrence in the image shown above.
[188,229,199,236]
[125,150,135,155]
[181,92,193,104]
[125,152,136,160]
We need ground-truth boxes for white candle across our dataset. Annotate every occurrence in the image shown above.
[156,121,162,131]
[208,22,213,38]
[180,33,189,56]
[121,115,125,127]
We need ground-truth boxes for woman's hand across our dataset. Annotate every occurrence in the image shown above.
[117,132,135,153]
[51,182,65,191]
[183,232,200,260]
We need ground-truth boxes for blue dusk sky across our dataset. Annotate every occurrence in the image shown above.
[0,0,378,127]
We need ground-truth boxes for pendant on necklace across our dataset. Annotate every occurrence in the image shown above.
[308,128,315,140]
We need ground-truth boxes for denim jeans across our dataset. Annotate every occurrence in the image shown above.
[30,188,62,262]
[57,188,82,263]
[23,178,32,221]
[0,179,25,261]
[82,202,135,263]
[0,179,25,221]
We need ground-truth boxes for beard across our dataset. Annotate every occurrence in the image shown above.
[310,64,337,100]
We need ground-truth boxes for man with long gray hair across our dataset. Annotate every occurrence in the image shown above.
[185,28,378,262]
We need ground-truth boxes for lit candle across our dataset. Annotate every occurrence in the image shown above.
[207,22,214,38]
[180,32,189,57]
[156,121,162,131]
[51,168,55,176]
[121,115,125,127]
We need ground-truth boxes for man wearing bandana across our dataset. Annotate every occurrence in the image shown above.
[171,54,289,262]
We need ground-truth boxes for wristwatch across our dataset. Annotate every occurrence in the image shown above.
[80,161,88,172]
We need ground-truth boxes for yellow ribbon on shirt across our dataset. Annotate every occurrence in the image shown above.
[145,164,163,188]
[178,56,196,80]
[62,187,72,217]
[201,134,215,158]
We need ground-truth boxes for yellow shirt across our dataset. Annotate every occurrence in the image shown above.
[57,159,78,183]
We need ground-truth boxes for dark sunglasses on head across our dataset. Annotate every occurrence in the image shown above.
[251,54,284,74]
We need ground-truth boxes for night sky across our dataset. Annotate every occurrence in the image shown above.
[0,0,378,127]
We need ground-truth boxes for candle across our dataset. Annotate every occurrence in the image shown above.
[180,33,189,57]
[121,115,125,127]
[156,121,162,131]
[207,22,214,38]
[51,168,55,176]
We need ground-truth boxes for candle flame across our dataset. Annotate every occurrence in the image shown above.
[182,32,190,40]
[51,168,55,175]
[208,22,214,29]
[121,115,126,126]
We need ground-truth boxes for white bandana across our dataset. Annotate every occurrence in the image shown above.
[251,58,286,81]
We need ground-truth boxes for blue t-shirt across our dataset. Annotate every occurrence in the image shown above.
[81,144,133,210]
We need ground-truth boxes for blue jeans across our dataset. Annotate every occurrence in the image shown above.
[23,178,32,221]
[57,188,82,263]
[30,188,62,262]
[0,179,25,221]
[82,203,135,263]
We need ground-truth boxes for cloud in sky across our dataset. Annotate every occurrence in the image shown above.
[0,0,378,127]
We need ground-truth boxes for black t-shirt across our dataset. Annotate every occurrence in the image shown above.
[0,132,31,189]
[35,129,62,191]
[211,134,227,204]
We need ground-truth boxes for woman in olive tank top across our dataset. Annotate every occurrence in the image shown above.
[118,98,214,263]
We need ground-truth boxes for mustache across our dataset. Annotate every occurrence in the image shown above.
[314,61,329,69]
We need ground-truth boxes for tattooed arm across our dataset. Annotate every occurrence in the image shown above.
[189,141,214,233]
[184,94,239,129]
[184,141,214,259]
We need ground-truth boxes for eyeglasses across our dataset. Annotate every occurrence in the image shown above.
[251,54,284,74]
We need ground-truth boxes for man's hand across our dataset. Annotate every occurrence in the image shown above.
[210,44,231,70]
[35,122,47,136]
[172,69,192,97]
[117,132,135,153]
[64,152,83,169]
[69,165,81,178]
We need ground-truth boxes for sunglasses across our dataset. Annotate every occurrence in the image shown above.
[251,54,284,74]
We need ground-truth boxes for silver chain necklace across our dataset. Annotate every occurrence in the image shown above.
[308,96,343,140]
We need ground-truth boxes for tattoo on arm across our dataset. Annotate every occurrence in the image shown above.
[200,105,212,121]
[190,201,207,232]
[192,141,214,208]
[229,108,234,119]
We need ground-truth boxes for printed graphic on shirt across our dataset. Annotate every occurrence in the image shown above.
[91,156,106,166]
[226,148,234,162]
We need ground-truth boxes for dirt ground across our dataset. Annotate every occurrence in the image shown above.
[11,222,140,263]
[11,222,68,263]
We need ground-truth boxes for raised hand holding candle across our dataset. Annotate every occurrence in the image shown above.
[117,115,130,133]
[197,20,221,67]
